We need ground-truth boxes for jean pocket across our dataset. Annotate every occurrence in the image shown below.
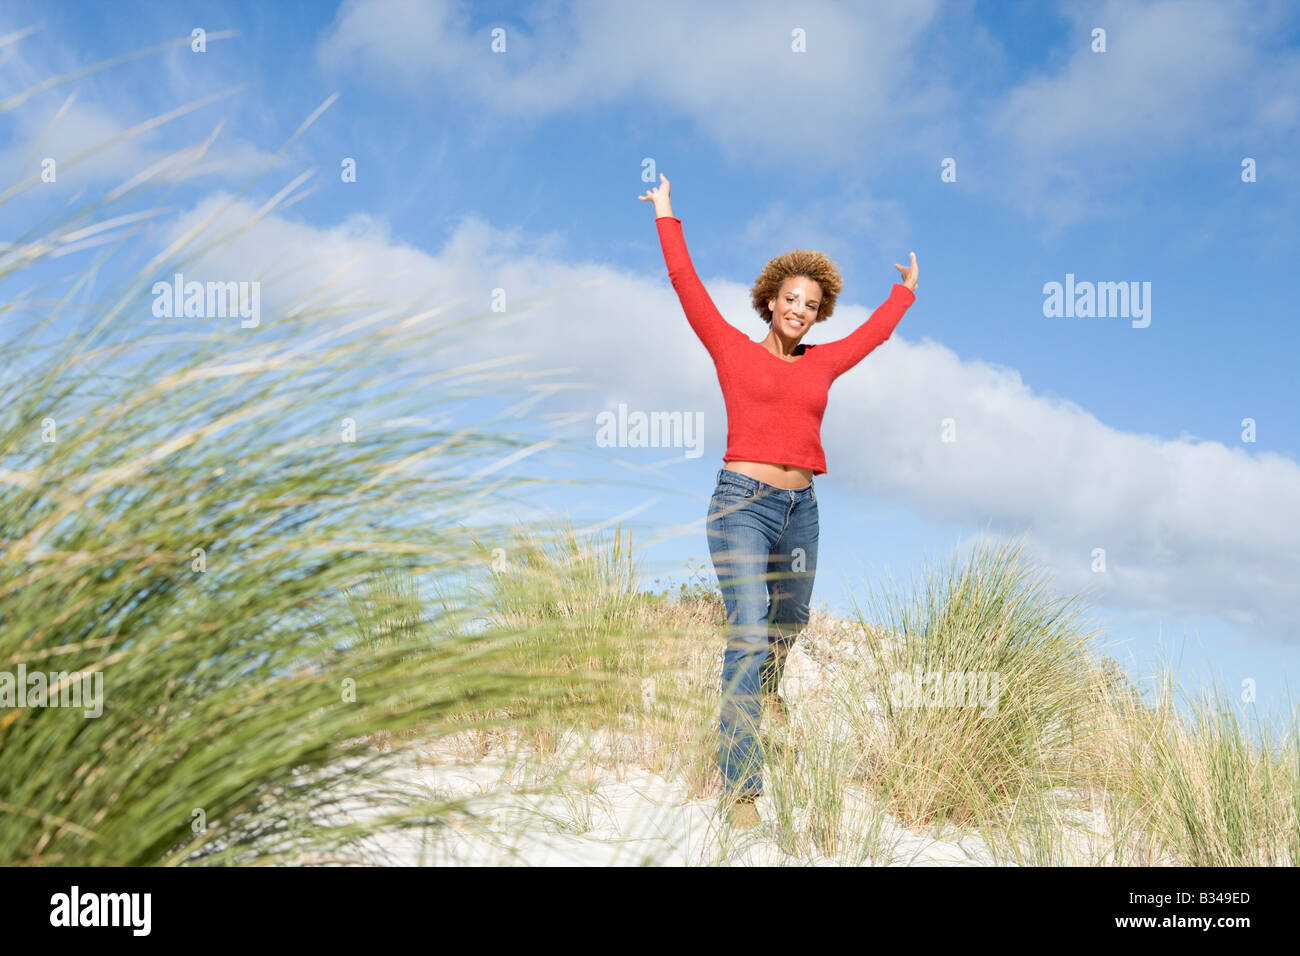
[715,482,753,503]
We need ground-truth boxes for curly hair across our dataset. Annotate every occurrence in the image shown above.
[749,249,843,325]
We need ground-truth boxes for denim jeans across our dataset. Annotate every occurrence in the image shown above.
[705,466,818,799]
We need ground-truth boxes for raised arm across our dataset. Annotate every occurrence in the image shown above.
[817,282,916,379]
[639,174,744,359]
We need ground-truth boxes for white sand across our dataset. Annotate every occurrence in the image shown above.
[309,610,1149,866]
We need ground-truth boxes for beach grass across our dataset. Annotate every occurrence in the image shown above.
[406,524,1299,866]
[4,27,1297,867]
[0,30,634,865]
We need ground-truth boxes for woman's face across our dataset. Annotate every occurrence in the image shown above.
[768,276,822,340]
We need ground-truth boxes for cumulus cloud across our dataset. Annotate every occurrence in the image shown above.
[153,195,1300,645]
[982,0,1300,233]
[0,96,277,192]
[0,21,281,196]
[317,0,949,170]
[314,0,1300,234]
[991,0,1258,154]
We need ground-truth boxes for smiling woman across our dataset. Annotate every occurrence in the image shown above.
[636,172,919,827]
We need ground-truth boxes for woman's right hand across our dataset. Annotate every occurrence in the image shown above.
[637,173,672,216]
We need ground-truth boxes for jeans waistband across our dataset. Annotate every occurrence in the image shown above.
[716,467,815,498]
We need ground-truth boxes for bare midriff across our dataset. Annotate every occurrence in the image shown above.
[723,460,814,489]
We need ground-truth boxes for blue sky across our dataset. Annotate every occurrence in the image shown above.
[3,0,1299,744]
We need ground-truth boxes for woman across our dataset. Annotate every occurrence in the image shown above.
[638,174,918,830]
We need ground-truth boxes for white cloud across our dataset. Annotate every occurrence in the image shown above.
[990,0,1256,154]
[317,0,950,170]
[738,195,911,272]
[313,0,1300,235]
[982,0,1299,233]
[154,195,1300,645]
[0,97,277,192]
[0,21,282,196]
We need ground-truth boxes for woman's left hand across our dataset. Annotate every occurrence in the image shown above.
[894,251,918,292]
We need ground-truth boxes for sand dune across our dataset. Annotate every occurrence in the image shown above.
[314,609,1163,866]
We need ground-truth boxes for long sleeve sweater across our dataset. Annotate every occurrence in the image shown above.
[656,215,915,476]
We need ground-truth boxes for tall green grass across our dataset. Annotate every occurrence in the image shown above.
[442,525,1300,865]
[0,31,628,865]
[6,29,1295,867]
[841,539,1104,830]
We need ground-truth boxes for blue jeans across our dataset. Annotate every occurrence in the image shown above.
[705,467,819,799]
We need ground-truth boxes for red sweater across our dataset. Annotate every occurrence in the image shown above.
[656,215,915,476]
